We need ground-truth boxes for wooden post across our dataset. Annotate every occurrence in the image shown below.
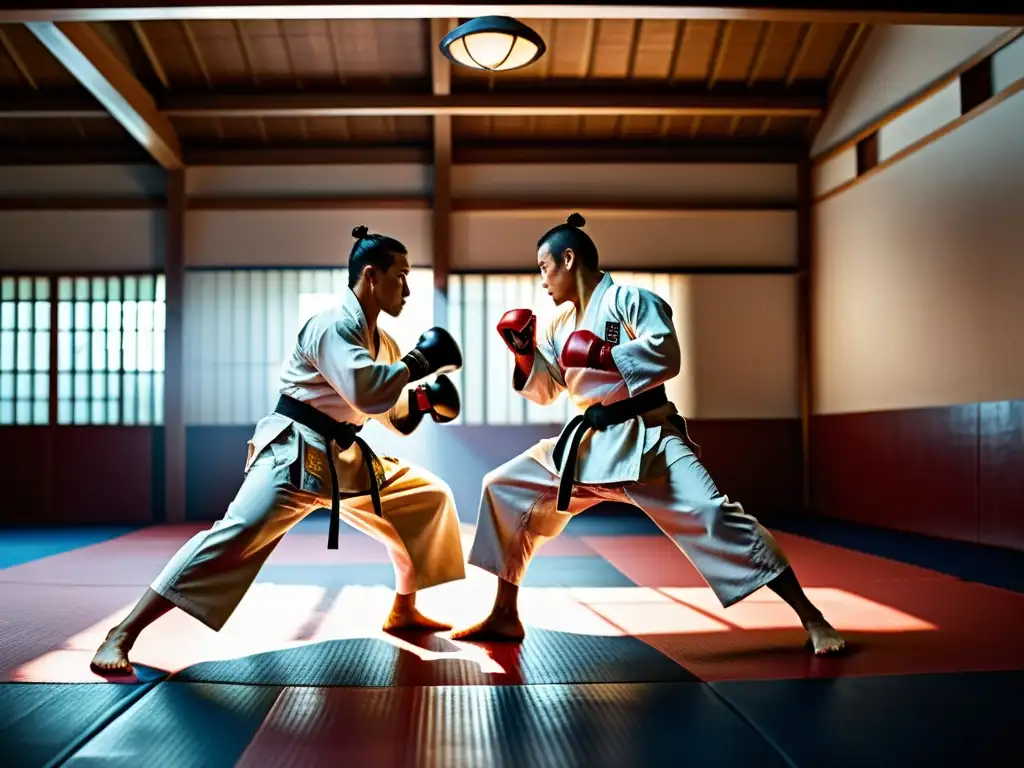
[430,19,454,325]
[164,169,186,523]
[797,158,813,514]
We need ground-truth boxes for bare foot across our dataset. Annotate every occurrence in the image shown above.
[806,621,847,655]
[449,612,526,642]
[90,628,135,676]
[382,605,453,633]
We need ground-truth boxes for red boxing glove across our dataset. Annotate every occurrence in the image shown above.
[496,309,536,357]
[560,330,617,371]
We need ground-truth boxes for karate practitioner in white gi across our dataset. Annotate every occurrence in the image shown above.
[452,213,846,655]
[92,226,467,675]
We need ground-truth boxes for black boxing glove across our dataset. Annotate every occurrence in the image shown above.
[401,327,463,383]
[392,375,461,434]
[413,374,460,424]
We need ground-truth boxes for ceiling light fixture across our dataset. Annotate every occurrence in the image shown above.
[440,16,546,72]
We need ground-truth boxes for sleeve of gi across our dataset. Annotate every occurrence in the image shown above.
[513,315,567,406]
[315,322,411,415]
[372,397,412,435]
[368,332,414,434]
[608,285,682,398]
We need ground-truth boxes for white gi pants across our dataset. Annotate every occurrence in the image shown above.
[467,431,789,608]
[150,425,466,631]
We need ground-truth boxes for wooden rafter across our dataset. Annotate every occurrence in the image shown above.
[828,23,869,98]
[129,19,169,88]
[785,22,815,86]
[24,21,183,168]
[0,26,38,89]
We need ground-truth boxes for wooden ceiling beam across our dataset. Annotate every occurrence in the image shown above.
[2,89,826,119]
[0,145,153,164]
[24,21,183,168]
[453,140,807,164]
[0,93,109,118]
[156,90,825,118]
[0,4,1021,26]
[0,140,805,165]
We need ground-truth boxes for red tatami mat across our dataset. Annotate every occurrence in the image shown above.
[2,524,1023,684]
[582,532,950,588]
[586,531,1024,680]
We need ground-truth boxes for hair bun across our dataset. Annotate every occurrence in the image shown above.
[566,212,586,228]
[352,225,369,239]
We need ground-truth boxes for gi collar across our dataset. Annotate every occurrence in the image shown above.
[577,272,614,332]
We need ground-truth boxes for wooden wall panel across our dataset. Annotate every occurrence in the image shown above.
[451,209,797,270]
[51,427,156,524]
[0,428,53,525]
[979,400,1024,550]
[687,419,802,517]
[0,164,166,197]
[0,211,164,271]
[185,164,432,199]
[0,427,154,525]
[184,209,433,267]
[811,405,980,544]
[452,163,798,205]
[813,401,1024,552]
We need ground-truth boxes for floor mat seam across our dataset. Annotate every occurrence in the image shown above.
[43,679,164,768]
[704,683,800,768]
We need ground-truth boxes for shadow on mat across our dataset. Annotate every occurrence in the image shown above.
[167,629,699,687]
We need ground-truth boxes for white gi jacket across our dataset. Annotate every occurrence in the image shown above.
[519,272,684,486]
[244,288,413,494]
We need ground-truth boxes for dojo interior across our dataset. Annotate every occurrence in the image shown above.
[1,6,1023,767]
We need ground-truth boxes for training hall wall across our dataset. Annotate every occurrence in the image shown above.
[0,155,800,525]
[810,25,1024,550]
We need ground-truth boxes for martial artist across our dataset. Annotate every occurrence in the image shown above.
[452,213,846,655]
[91,225,467,674]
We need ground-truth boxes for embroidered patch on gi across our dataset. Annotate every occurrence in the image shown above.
[604,321,621,345]
[302,445,328,493]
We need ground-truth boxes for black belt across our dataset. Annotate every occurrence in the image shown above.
[274,394,383,550]
[551,385,700,511]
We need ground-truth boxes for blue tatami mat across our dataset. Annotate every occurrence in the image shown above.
[0,681,157,768]
[0,527,140,569]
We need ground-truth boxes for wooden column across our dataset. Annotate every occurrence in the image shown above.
[164,169,186,523]
[797,158,813,514]
[430,18,454,325]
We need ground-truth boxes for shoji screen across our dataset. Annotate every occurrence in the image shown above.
[184,268,434,425]
[0,275,50,425]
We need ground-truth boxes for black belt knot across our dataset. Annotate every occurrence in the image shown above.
[274,394,383,550]
[551,385,699,511]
